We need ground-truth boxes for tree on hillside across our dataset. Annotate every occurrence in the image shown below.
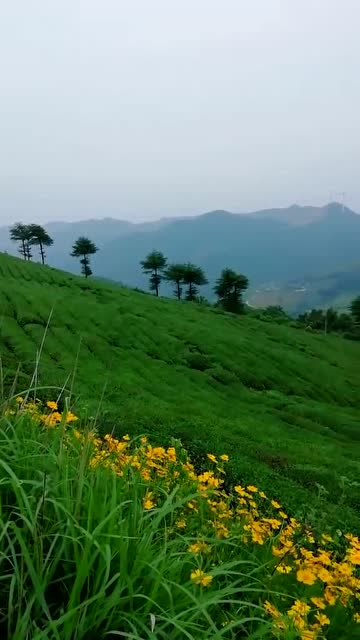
[182,263,208,301]
[71,237,98,278]
[214,268,249,314]
[350,296,360,322]
[9,223,33,260]
[140,250,167,296]
[28,224,53,265]
[164,263,187,300]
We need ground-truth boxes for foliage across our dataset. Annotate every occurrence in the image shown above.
[297,308,356,336]
[71,236,98,278]
[182,263,208,301]
[28,224,54,264]
[214,268,249,313]
[9,222,33,260]
[140,250,167,296]
[0,252,360,534]
[1,401,360,639]
[350,296,360,323]
[164,263,187,300]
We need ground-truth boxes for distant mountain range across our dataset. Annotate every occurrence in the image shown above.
[1,202,359,310]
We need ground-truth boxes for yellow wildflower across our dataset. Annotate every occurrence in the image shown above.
[315,613,330,626]
[247,485,258,493]
[190,569,213,587]
[143,491,155,510]
[207,453,217,464]
[354,613,360,623]
[271,500,281,509]
[123,434,130,441]
[46,400,58,410]
[276,563,292,574]
[220,454,229,462]
[297,568,317,585]
[311,597,326,610]
[188,541,210,555]
[321,533,333,544]
[65,411,78,423]
[279,510,288,519]
[259,491,267,499]
[234,485,248,497]
[16,396,24,404]
[175,519,186,529]
[300,631,317,640]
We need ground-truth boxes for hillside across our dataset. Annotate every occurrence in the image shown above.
[1,252,360,531]
[1,203,360,305]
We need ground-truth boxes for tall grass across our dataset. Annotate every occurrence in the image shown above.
[0,413,272,639]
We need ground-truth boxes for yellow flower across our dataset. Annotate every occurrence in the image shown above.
[259,491,267,499]
[65,411,78,423]
[140,436,148,444]
[190,569,213,587]
[188,541,210,555]
[276,563,292,574]
[207,453,217,464]
[234,485,248,497]
[315,613,330,626]
[300,631,317,640]
[354,612,360,623]
[324,587,336,605]
[279,511,288,519]
[311,597,326,610]
[348,548,360,565]
[263,600,281,618]
[247,485,258,493]
[321,533,333,544]
[297,568,317,585]
[123,434,130,441]
[220,454,229,462]
[175,519,186,529]
[271,500,281,509]
[143,492,155,510]
[16,396,24,404]
[46,400,58,410]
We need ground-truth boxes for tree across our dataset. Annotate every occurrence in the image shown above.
[182,263,208,301]
[71,237,98,278]
[140,250,167,296]
[9,223,33,260]
[164,263,187,300]
[350,296,360,323]
[214,268,249,313]
[28,224,54,264]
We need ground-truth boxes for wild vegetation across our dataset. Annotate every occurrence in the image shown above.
[0,252,360,534]
[1,398,359,639]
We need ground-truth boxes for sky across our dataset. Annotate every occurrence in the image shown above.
[0,0,359,225]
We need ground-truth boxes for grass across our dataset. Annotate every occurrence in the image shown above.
[1,402,359,639]
[0,252,360,534]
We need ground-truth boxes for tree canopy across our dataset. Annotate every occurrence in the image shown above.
[164,263,187,300]
[182,263,208,301]
[71,237,98,278]
[140,251,167,296]
[214,268,249,313]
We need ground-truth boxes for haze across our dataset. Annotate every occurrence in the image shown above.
[1,0,359,225]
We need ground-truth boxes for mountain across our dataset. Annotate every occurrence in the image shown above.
[1,203,359,300]
[1,251,360,531]
[91,202,360,296]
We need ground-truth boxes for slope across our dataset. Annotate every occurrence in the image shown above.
[0,252,360,531]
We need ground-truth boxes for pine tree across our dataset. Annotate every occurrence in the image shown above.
[140,251,167,296]
[28,224,54,264]
[214,268,249,313]
[182,264,208,301]
[71,237,98,278]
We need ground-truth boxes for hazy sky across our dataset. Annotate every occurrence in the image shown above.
[0,0,359,224]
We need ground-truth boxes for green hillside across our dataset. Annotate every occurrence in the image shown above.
[1,252,360,531]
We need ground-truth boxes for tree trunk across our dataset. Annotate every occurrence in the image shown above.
[154,267,159,296]
[176,281,181,300]
[21,239,26,260]
[40,241,45,265]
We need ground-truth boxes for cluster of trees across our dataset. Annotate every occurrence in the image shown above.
[9,224,98,278]
[297,296,360,337]
[140,250,249,313]
[10,223,54,264]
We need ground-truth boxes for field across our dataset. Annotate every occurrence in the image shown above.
[0,252,360,533]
